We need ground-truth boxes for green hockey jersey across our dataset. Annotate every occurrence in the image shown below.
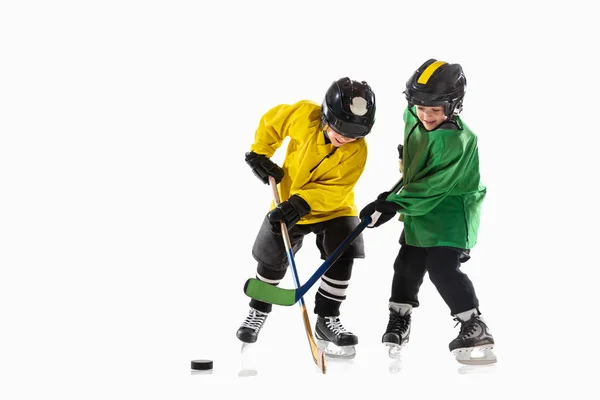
[386,107,486,249]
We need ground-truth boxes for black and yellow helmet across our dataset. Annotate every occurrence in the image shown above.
[404,59,466,116]
[321,77,376,138]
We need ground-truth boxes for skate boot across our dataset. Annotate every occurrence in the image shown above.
[382,307,411,359]
[449,310,497,365]
[236,307,269,345]
[315,316,358,359]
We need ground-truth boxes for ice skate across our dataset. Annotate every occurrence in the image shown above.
[449,311,496,365]
[236,307,269,344]
[238,340,259,377]
[315,316,357,359]
[382,307,411,359]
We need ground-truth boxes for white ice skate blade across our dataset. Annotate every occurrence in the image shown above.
[316,339,356,359]
[238,369,258,377]
[239,343,259,377]
[384,342,407,360]
[388,359,403,374]
[452,345,497,365]
[241,343,251,353]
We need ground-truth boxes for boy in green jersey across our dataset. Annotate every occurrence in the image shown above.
[360,59,496,365]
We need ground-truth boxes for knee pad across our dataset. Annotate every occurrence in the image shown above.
[393,246,427,280]
[256,262,287,280]
[323,257,354,281]
[425,248,463,282]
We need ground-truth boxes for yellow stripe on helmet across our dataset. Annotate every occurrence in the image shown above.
[417,61,447,84]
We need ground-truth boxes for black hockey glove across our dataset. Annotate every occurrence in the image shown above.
[359,191,401,228]
[245,151,284,184]
[398,144,404,175]
[267,195,311,234]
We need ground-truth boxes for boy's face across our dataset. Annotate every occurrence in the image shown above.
[325,126,358,147]
[416,106,447,131]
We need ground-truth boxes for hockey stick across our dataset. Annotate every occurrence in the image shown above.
[244,176,404,307]
[267,176,326,374]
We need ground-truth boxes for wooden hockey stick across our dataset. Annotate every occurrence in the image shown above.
[267,176,326,374]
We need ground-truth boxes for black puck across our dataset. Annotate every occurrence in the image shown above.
[191,359,213,371]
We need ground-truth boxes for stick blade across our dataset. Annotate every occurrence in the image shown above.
[244,278,297,306]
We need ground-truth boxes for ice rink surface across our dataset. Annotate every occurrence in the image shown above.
[1,1,598,399]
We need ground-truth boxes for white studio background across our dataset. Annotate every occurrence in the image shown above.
[0,1,598,399]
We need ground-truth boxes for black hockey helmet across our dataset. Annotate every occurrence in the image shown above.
[404,59,466,116]
[321,77,376,138]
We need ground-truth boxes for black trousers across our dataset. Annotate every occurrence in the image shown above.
[390,238,479,316]
[250,215,365,317]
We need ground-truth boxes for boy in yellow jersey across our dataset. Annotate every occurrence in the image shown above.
[237,78,376,359]
[360,59,496,365]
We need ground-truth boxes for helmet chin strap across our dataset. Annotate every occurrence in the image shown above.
[322,127,330,144]
[408,104,417,118]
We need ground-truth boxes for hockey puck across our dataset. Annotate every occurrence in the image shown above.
[191,359,213,371]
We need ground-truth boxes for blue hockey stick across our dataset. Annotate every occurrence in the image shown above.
[244,176,404,306]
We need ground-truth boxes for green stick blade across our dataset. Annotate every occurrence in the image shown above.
[244,278,296,306]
